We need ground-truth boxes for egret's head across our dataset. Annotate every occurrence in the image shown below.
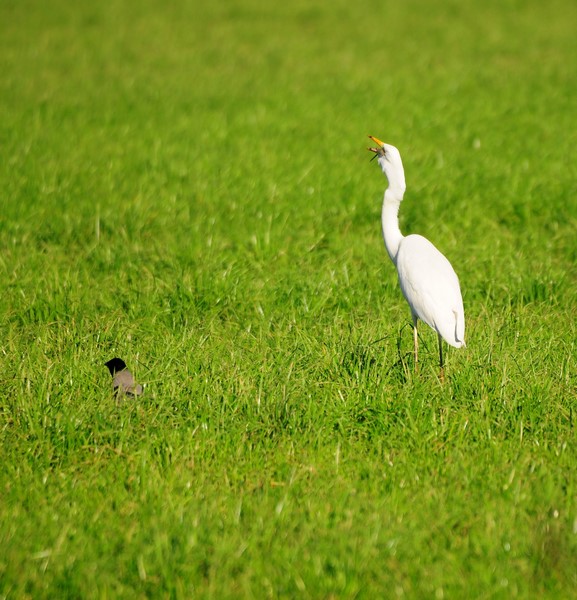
[368,136,406,195]
[368,136,403,170]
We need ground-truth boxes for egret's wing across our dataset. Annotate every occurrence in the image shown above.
[396,234,465,347]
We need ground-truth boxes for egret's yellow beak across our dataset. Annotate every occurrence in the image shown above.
[367,135,386,159]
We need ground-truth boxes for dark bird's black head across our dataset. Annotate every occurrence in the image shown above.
[104,357,127,376]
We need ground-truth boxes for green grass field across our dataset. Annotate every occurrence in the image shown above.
[2,0,577,597]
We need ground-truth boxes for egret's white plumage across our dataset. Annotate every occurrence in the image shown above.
[368,136,465,375]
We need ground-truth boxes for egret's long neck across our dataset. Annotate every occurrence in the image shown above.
[381,187,404,264]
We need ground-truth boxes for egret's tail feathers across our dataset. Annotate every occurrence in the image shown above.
[451,309,466,348]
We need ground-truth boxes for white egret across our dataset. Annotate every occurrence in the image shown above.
[367,136,465,378]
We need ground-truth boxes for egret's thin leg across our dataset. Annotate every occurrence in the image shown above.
[412,315,419,370]
[438,333,445,382]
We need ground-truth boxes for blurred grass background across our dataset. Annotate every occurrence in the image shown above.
[1,0,577,597]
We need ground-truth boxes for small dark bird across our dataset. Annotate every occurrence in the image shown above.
[104,357,143,398]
